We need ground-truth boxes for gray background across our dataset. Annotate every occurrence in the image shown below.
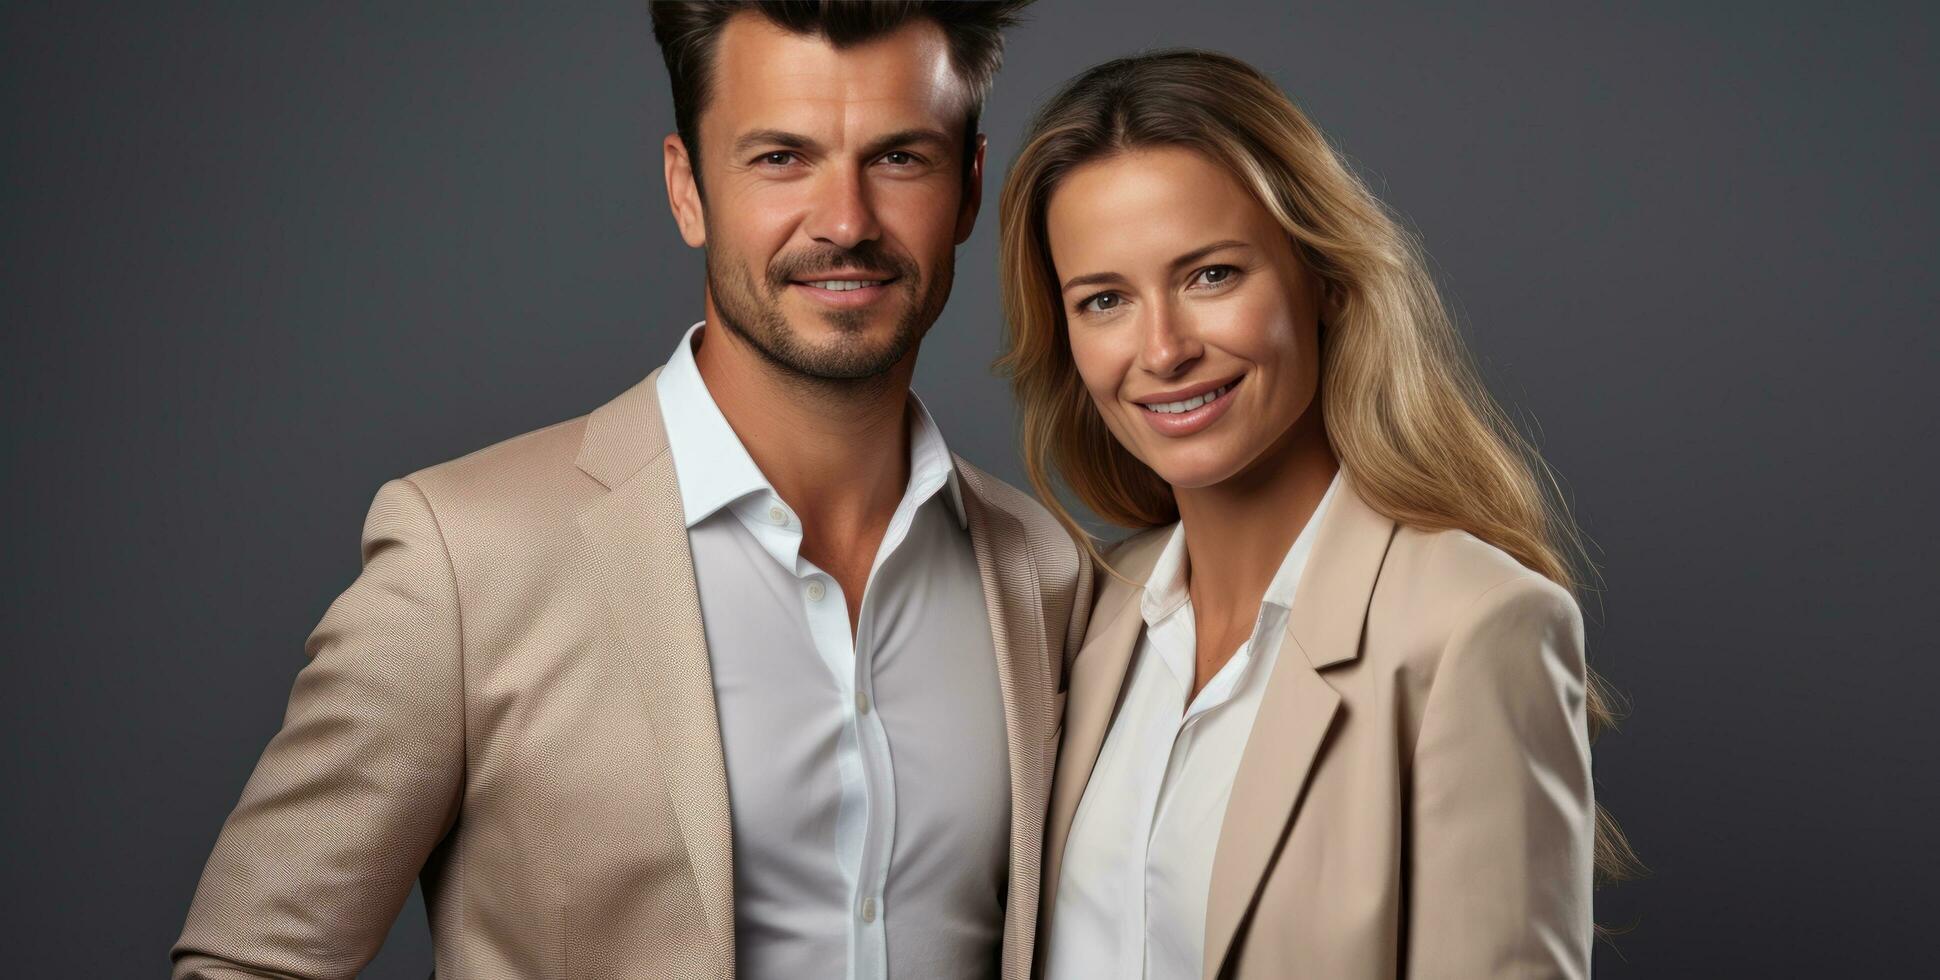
[3,1,1935,975]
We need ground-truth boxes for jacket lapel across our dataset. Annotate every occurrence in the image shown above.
[573,369,735,973]
[1038,528,1168,933]
[1201,478,1397,979]
[953,460,1055,980]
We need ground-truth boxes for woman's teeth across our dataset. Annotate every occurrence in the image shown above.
[1142,381,1234,414]
[802,280,882,291]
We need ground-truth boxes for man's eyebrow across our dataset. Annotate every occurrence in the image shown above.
[1060,241,1252,294]
[731,128,820,157]
[860,127,954,159]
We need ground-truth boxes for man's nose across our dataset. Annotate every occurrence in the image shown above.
[802,165,882,251]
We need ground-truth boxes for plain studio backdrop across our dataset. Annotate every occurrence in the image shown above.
[3,2,1935,975]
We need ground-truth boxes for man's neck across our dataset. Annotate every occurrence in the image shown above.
[692,317,916,624]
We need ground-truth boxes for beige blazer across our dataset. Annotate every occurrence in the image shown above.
[173,368,1092,980]
[1041,476,1594,979]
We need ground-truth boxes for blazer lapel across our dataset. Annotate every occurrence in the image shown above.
[952,460,1055,980]
[573,369,735,971]
[1202,478,1398,979]
[1038,529,1168,931]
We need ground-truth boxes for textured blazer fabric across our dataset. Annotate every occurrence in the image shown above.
[1040,475,1594,980]
[173,368,1092,980]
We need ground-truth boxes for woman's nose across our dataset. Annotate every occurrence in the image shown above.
[1136,304,1204,379]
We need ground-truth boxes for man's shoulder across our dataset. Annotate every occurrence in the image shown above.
[398,411,602,534]
[951,455,1066,548]
[950,455,1093,651]
[950,454,1089,581]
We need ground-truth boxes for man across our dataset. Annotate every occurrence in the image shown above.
[172,2,1087,978]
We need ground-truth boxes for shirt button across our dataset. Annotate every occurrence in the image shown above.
[861,897,877,923]
[767,504,787,525]
[855,691,871,714]
[805,580,826,602]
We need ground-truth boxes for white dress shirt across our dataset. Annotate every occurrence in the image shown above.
[1044,473,1342,980]
[655,321,1010,980]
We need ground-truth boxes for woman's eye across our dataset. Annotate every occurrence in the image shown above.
[1193,265,1239,287]
[1080,292,1122,314]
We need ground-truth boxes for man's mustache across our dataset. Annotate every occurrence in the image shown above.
[767,243,916,288]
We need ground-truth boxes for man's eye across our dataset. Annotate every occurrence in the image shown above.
[883,151,916,166]
[759,151,797,166]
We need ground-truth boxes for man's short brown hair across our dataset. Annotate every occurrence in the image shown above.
[650,1,1032,191]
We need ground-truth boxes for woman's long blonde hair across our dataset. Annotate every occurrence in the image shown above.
[997,50,1641,892]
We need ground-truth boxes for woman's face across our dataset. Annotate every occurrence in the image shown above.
[1046,146,1325,491]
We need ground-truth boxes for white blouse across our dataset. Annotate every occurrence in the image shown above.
[1044,473,1341,979]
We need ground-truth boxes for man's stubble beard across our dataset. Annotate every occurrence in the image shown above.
[704,234,953,395]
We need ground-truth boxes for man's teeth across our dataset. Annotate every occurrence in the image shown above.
[1143,382,1234,414]
[803,280,883,291]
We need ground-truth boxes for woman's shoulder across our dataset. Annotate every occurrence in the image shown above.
[1369,524,1581,660]
[1102,523,1174,568]
[1081,523,1175,616]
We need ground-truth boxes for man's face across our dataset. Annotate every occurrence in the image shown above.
[669,14,983,383]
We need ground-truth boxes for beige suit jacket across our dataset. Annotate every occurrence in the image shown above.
[173,368,1092,980]
[1041,476,1594,979]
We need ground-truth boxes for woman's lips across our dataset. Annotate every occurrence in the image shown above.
[1134,376,1242,437]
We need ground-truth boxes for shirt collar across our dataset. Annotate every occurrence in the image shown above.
[654,320,966,530]
[1138,469,1344,627]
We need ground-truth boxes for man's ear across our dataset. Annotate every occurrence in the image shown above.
[664,134,707,248]
[954,132,986,245]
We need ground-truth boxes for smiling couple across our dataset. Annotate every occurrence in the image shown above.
[173,3,1626,979]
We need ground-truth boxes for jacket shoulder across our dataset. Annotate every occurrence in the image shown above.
[1102,524,1170,571]
[1369,525,1580,669]
[387,413,604,561]
[949,456,1095,660]
[405,415,592,506]
[953,456,1050,530]
[954,455,1093,593]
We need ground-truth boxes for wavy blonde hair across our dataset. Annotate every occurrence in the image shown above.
[996,49,1641,893]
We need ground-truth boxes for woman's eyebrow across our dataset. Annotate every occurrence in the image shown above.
[1060,240,1250,294]
[1169,239,1249,270]
[1061,270,1126,293]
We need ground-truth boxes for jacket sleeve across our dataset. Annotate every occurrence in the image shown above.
[1404,575,1595,979]
[172,478,466,980]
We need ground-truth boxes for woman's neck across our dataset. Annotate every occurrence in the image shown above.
[1174,406,1338,636]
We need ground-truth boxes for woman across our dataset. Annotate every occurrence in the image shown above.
[1000,52,1639,978]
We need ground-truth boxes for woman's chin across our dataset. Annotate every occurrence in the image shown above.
[1146,455,1247,493]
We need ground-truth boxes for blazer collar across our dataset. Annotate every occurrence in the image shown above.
[575,367,668,492]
